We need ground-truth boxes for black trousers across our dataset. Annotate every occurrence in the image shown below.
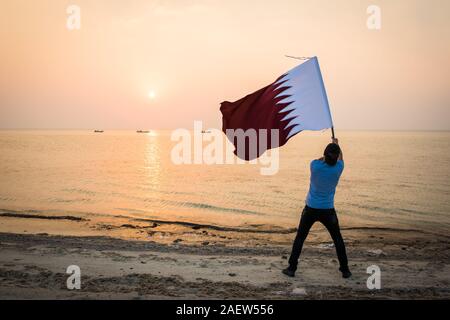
[288,205,349,271]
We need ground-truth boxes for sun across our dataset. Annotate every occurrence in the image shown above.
[148,90,156,100]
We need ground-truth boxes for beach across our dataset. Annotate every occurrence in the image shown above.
[1,210,449,299]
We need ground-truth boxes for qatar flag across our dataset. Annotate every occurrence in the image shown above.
[220,56,333,161]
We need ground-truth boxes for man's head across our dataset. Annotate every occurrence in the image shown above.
[323,143,341,166]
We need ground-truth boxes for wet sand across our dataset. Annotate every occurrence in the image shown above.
[0,211,449,299]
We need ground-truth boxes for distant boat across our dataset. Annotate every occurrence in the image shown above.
[136,130,150,133]
[201,130,211,134]
[94,130,104,133]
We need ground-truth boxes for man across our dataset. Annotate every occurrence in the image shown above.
[283,138,351,278]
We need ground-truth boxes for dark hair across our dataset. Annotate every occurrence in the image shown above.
[323,143,341,166]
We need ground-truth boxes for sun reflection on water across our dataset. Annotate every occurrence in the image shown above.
[144,133,162,191]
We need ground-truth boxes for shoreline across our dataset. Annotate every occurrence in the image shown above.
[2,210,448,240]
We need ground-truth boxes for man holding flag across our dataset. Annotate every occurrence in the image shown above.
[220,56,351,279]
[283,137,351,279]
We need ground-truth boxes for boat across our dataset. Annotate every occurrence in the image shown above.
[94,130,104,133]
[136,130,150,133]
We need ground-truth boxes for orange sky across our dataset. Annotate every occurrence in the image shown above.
[1,0,449,130]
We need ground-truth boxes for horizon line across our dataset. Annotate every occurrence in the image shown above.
[0,128,449,132]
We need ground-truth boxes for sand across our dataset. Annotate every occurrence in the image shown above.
[0,211,449,299]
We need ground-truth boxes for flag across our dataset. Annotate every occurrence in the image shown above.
[220,56,333,160]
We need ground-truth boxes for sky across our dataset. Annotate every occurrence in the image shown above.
[1,0,449,130]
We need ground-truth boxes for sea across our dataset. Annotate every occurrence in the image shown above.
[1,130,449,235]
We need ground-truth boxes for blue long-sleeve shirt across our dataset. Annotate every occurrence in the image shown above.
[306,159,344,209]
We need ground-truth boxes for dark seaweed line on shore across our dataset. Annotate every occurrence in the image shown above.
[132,217,296,234]
[0,212,87,222]
[131,218,450,238]
[1,210,449,238]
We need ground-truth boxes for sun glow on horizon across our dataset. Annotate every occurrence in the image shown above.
[148,90,156,100]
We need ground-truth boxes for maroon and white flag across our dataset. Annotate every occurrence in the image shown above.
[220,56,333,160]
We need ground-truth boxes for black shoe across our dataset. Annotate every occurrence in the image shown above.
[339,267,352,279]
[282,268,295,277]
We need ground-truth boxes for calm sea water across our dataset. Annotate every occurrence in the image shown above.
[0,130,449,234]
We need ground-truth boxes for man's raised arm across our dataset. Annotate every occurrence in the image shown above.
[332,138,343,161]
